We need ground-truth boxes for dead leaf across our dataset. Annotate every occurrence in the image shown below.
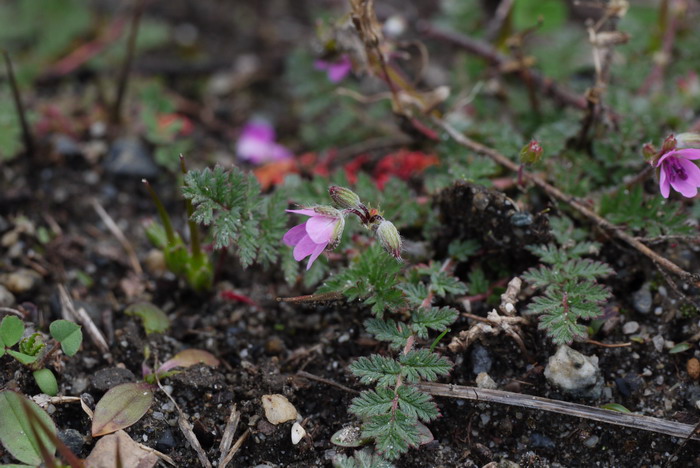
[85,430,158,468]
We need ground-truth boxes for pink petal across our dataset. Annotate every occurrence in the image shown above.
[283,223,307,247]
[270,143,293,161]
[673,148,700,160]
[293,234,320,261]
[659,166,670,198]
[286,208,318,217]
[314,60,330,72]
[670,178,698,198]
[306,216,338,243]
[306,242,328,270]
[327,59,352,83]
[241,121,275,143]
[677,157,700,184]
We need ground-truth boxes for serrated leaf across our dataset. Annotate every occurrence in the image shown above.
[49,320,82,356]
[399,349,452,383]
[363,412,420,460]
[396,386,439,421]
[410,307,458,339]
[91,382,154,436]
[349,388,395,419]
[0,390,56,465]
[0,315,24,347]
[333,448,395,468]
[364,319,411,350]
[397,282,429,307]
[350,355,401,387]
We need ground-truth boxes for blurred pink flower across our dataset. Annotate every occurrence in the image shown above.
[236,120,292,165]
[314,55,352,83]
[283,207,344,270]
[656,148,700,198]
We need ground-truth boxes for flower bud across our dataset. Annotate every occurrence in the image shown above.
[642,142,657,161]
[675,132,700,149]
[661,134,677,153]
[374,219,402,260]
[519,140,543,165]
[329,186,363,210]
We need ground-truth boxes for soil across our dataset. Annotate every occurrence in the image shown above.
[1,1,700,468]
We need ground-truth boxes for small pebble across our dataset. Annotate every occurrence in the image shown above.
[0,285,15,307]
[470,344,493,375]
[652,335,665,353]
[475,372,498,390]
[687,358,700,380]
[261,394,298,425]
[0,269,41,294]
[632,284,652,314]
[622,321,639,334]
[583,435,600,448]
[544,345,603,399]
[58,428,85,455]
[291,422,306,445]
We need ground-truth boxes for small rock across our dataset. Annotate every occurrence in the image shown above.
[0,269,41,294]
[261,394,298,425]
[687,358,700,380]
[91,367,136,391]
[52,134,82,157]
[652,335,665,353]
[291,422,306,445]
[0,284,16,307]
[58,428,85,455]
[103,137,158,178]
[530,433,555,449]
[470,344,493,375]
[475,372,498,390]
[544,345,603,399]
[614,375,642,398]
[622,321,640,334]
[264,336,285,355]
[155,429,177,452]
[632,283,652,314]
[583,435,600,448]
[685,385,700,410]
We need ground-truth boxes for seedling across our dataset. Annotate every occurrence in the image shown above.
[0,315,82,396]
[91,348,219,437]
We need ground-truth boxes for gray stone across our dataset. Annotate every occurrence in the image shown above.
[544,345,603,399]
[0,284,15,307]
[470,344,493,375]
[103,137,158,178]
[58,428,85,455]
[632,283,652,314]
[475,372,497,390]
[91,367,136,391]
[622,321,639,334]
[0,269,41,294]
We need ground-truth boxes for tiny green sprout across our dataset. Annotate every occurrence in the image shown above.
[0,316,83,396]
[125,302,171,335]
[142,156,214,292]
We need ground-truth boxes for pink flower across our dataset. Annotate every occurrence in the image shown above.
[314,55,352,83]
[656,148,700,198]
[283,207,345,270]
[236,120,292,165]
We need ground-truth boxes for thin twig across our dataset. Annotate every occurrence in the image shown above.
[434,118,699,284]
[219,429,250,468]
[110,0,146,125]
[91,198,143,275]
[58,285,111,357]
[218,405,243,468]
[416,23,588,111]
[2,50,34,157]
[636,234,700,246]
[296,370,360,395]
[417,382,700,441]
[583,338,631,348]
[277,291,345,303]
[637,0,684,96]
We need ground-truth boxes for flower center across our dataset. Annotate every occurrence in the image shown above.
[666,158,688,182]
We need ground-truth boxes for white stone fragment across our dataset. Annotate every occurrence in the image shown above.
[291,422,306,445]
[261,394,298,425]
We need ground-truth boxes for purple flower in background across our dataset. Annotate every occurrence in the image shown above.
[236,119,292,165]
[283,207,345,270]
[656,148,700,198]
[314,54,352,83]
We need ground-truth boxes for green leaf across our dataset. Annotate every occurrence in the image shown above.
[124,302,170,335]
[0,316,24,347]
[396,386,439,422]
[447,239,480,262]
[91,382,154,437]
[7,349,38,365]
[0,390,56,465]
[364,318,412,350]
[33,369,58,396]
[399,349,452,383]
[669,342,692,354]
[600,403,632,414]
[48,320,82,356]
[362,412,420,460]
[333,448,395,468]
[349,388,395,419]
[397,282,429,307]
[410,307,458,339]
[349,355,401,388]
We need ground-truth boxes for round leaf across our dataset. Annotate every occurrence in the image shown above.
[0,315,25,347]
[91,382,154,437]
[33,369,59,396]
[0,390,57,465]
[124,302,170,335]
[49,320,82,356]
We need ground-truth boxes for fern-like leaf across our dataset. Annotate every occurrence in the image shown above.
[399,349,452,383]
[350,355,402,387]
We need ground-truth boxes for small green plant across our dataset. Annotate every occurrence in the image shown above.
[522,217,614,344]
[0,315,82,396]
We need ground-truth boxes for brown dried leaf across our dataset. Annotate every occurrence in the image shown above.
[85,430,158,468]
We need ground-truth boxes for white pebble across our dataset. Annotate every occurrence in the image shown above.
[291,422,306,445]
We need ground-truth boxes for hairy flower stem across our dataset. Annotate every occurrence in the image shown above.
[143,179,177,246]
[2,50,34,158]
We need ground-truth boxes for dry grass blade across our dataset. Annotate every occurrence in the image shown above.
[418,382,700,441]
[217,404,240,467]
[91,198,143,275]
[58,285,110,357]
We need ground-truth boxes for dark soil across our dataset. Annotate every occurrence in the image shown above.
[1,1,700,467]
